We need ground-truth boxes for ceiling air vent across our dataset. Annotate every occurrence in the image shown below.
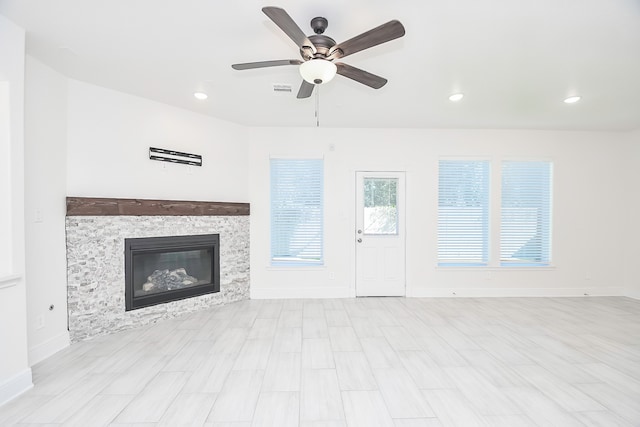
[273,83,293,94]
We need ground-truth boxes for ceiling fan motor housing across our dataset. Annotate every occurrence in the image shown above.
[299,17,340,60]
[304,35,337,58]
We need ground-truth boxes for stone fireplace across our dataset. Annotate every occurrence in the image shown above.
[66,197,249,342]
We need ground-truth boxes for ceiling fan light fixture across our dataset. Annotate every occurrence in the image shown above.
[299,59,337,85]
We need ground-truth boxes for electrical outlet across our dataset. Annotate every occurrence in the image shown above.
[329,272,335,280]
[35,209,43,223]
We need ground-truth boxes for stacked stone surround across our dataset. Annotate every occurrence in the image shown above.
[66,215,249,342]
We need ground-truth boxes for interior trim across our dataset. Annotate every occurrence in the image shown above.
[0,274,21,290]
[66,197,250,216]
[0,368,33,406]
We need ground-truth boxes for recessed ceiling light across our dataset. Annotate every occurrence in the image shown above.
[449,93,464,102]
[193,92,208,100]
[564,96,581,104]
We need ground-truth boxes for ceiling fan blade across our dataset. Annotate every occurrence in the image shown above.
[335,63,387,89]
[297,80,315,98]
[262,7,316,53]
[232,59,302,70]
[329,20,405,59]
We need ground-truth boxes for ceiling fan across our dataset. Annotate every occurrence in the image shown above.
[232,6,406,99]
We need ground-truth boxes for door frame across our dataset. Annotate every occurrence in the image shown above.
[353,170,407,297]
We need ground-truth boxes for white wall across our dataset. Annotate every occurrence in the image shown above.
[625,130,640,299]
[24,56,70,364]
[0,82,10,277]
[67,80,248,202]
[17,78,250,366]
[249,127,632,298]
[0,14,32,405]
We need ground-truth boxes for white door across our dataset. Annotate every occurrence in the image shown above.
[355,172,406,296]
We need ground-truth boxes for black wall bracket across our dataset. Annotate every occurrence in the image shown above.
[149,147,202,166]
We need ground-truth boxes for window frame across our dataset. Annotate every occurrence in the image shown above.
[437,158,491,267]
[269,157,324,267]
[500,160,553,267]
[437,157,554,269]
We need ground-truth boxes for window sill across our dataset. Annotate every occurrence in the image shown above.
[266,265,326,271]
[0,274,21,290]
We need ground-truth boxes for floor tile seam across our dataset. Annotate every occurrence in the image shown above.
[514,375,609,414]
[455,378,528,418]
[33,369,113,409]
[90,392,143,426]
[563,387,637,425]
[260,345,300,393]
[0,394,59,425]
[33,373,118,424]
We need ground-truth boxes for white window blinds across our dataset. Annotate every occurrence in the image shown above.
[500,161,552,266]
[270,158,324,265]
[438,160,490,266]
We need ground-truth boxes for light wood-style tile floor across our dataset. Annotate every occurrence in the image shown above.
[2,296,640,426]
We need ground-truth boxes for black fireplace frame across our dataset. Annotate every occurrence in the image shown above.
[124,234,220,311]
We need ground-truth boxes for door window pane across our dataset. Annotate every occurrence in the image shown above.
[363,178,398,235]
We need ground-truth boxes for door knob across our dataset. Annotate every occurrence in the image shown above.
[357,238,362,243]
[357,229,362,234]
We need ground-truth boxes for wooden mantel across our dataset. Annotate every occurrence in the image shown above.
[66,197,249,216]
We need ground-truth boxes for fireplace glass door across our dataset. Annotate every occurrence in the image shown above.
[125,234,219,310]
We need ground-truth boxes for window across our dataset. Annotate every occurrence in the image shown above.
[363,177,398,235]
[270,158,323,266]
[501,161,552,266]
[438,160,490,266]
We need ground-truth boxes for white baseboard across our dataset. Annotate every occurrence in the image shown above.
[408,287,627,298]
[251,286,352,299]
[0,368,33,406]
[626,288,640,300]
[28,331,70,366]
[251,286,630,299]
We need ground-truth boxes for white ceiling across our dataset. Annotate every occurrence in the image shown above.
[1,0,640,130]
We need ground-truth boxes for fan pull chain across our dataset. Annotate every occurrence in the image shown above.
[315,85,320,127]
